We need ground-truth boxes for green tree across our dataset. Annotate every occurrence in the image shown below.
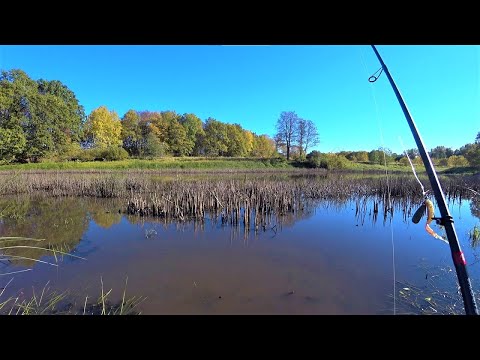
[455,143,475,156]
[121,109,143,156]
[37,78,85,143]
[0,69,85,162]
[225,124,249,157]
[465,145,480,167]
[84,106,122,148]
[405,148,419,159]
[0,127,26,163]
[429,146,453,159]
[462,132,480,167]
[143,132,166,158]
[203,118,229,156]
[179,113,205,156]
[369,147,393,164]
[166,119,191,156]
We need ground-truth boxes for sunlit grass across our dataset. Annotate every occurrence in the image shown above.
[0,157,292,171]
[0,277,146,315]
[0,156,466,173]
[0,236,145,314]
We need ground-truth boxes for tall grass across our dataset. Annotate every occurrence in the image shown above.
[0,277,146,315]
[0,171,477,228]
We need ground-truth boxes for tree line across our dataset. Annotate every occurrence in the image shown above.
[0,68,479,169]
[0,69,276,163]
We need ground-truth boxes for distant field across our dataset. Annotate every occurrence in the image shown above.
[0,157,292,171]
[0,157,475,175]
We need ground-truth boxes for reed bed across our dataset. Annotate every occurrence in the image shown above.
[0,170,477,226]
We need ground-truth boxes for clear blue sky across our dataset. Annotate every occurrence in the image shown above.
[1,45,478,154]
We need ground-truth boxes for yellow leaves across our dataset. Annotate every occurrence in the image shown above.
[86,106,122,148]
[244,131,254,154]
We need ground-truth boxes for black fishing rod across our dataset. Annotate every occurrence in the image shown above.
[370,45,478,315]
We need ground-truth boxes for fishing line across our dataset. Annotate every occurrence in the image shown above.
[360,47,396,315]
[398,136,426,196]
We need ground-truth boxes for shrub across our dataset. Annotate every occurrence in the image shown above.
[307,151,350,169]
[100,146,129,161]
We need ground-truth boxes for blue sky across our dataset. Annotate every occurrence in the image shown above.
[1,45,478,154]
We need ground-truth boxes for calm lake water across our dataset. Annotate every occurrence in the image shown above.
[1,175,479,314]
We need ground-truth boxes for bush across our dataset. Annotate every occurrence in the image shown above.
[306,151,350,169]
[100,146,129,161]
[447,155,469,167]
[438,158,449,167]
[268,156,288,166]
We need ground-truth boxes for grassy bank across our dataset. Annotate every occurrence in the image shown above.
[0,157,292,171]
[0,157,475,175]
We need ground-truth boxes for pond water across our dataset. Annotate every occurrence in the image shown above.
[0,175,479,314]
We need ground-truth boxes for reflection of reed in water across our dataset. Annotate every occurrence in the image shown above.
[124,199,317,243]
[125,179,320,232]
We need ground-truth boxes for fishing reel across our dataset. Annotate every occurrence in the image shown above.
[412,196,452,226]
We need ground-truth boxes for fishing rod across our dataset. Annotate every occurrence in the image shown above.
[369,45,478,315]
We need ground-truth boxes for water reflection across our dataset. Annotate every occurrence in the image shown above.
[0,196,90,267]
[0,184,479,314]
[470,196,480,220]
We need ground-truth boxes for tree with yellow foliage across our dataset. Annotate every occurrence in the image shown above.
[84,106,122,148]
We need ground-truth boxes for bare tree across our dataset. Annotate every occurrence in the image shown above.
[297,119,307,159]
[303,119,319,156]
[275,111,299,160]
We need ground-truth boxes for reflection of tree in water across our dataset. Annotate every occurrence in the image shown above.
[0,196,90,267]
[86,199,123,229]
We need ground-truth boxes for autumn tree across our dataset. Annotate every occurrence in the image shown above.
[251,134,276,158]
[84,106,122,148]
[225,124,250,157]
[275,111,299,160]
[179,113,205,156]
[447,155,469,167]
[346,151,369,162]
